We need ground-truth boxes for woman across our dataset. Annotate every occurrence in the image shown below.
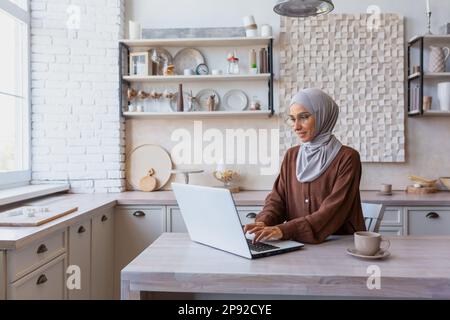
[244,88,366,244]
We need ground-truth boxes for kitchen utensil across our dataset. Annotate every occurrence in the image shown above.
[429,46,450,73]
[222,89,249,111]
[170,91,193,112]
[127,144,173,191]
[260,24,273,37]
[437,82,450,111]
[408,175,437,187]
[0,206,78,227]
[173,48,205,75]
[139,168,157,192]
[346,248,390,260]
[195,89,220,111]
[150,48,173,76]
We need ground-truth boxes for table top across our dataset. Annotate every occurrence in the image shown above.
[121,233,450,299]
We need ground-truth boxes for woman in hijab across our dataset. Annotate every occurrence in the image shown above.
[244,88,366,244]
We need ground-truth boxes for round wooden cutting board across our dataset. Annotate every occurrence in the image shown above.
[127,145,173,191]
[406,185,438,194]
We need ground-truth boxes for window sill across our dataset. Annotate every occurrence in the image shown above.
[0,184,70,207]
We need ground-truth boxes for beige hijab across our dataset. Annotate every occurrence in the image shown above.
[291,88,342,183]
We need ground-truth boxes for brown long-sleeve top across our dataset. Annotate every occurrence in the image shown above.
[256,145,366,244]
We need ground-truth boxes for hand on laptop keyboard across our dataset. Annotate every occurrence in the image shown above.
[244,222,283,244]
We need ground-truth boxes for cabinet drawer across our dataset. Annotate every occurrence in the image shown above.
[381,207,403,226]
[408,209,450,236]
[8,255,66,300]
[379,226,403,236]
[8,230,66,283]
[236,206,263,226]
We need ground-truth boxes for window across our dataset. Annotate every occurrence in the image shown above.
[0,0,30,188]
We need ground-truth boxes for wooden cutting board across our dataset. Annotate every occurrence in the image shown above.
[0,206,78,227]
[406,185,438,194]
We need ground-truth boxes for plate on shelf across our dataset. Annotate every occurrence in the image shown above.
[126,144,173,191]
[173,48,205,75]
[169,91,194,112]
[195,89,220,111]
[222,89,248,111]
[150,48,173,75]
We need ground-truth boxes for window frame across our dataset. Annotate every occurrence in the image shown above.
[0,0,31,189]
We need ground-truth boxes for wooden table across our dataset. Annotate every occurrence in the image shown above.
[121,233,450,300]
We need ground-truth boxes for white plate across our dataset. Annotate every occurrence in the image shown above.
[222,89,248,111]
[126,145,173,191]
[195,89,220,111]
[169,91,194,112]
[173,48,205,75]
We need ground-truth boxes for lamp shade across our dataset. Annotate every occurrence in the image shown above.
[273,0,334,17]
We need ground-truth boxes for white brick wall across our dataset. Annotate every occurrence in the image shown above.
[31,0,126,193]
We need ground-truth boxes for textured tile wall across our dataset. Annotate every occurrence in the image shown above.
[279,14,405,162]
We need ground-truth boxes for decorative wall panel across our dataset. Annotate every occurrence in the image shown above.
[279,14,405,162]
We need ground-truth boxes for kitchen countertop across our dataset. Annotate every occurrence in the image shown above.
[2,190,450,250]
[121,233,450,299]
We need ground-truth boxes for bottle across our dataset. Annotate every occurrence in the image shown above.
[249,49,257,69]
[177,84,184,112]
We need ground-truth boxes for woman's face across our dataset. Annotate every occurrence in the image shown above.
[289,104,316,143]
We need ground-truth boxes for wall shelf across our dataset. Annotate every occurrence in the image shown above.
[119,36,275,117]
[123,74,271,83]
[119,37,273,48]
[407,35,450,116]
[123,110,274,119]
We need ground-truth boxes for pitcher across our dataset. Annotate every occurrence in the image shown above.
[429,46,450,73]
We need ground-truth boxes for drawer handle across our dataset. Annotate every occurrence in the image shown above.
[78,226,86,234]
[133,211,146,218]
[101,215,108,222]
[426,212,440,219]
[37,244,48,254]
[36,275,48,285]
[246,212,257,219]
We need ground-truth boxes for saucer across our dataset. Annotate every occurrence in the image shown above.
[346,248,390,260]
[376,192,393,196]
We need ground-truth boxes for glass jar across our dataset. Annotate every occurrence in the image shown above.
[227,57,240,74]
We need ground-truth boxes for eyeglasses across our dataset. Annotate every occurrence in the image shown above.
[285,113,312,126]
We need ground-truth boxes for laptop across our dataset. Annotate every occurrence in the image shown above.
[172,183,304,259]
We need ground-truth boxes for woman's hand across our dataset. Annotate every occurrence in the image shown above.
[244,222,283,243]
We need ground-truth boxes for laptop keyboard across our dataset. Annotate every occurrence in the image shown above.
[246,239,280,252]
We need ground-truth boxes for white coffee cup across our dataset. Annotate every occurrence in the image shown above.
[129,20,141,40]
[246,29,258,37]
[354,231,390,256]
[243,15,256,28]
[184,69,194,76]
[211,69,222,75]
[437,82,450,111]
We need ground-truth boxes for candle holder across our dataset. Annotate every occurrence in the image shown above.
[426,11,433,35]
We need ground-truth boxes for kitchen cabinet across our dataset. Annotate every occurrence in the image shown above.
[407,207,450,236]
[166,206,187,233]
[8,254,66,300]
[91,208,114,300]
[68,218,91,300]
[0,251,5,300]
[114,206,166,298]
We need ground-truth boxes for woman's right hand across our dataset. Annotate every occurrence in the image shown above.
[243,222,266,234]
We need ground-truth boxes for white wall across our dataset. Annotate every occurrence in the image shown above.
[126,0,450,191]
[31,0,126,193]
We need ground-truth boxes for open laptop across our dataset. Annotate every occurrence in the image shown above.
[172,183,304,259]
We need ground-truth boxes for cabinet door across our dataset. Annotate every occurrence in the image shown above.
[381,207,404,226]
[408,208,450,236]
[236,206,263,226]
[68,219,91,300]
[0,251,5,300]
[114,206,165,299]
[8,255,66,300]
[379,226,403,236]
[166,206,187,233]
[91,209,114,300]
